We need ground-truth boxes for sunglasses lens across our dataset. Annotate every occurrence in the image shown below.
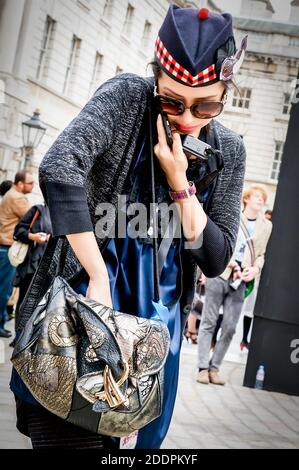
[193,102,223,119]
[157,97,184,115]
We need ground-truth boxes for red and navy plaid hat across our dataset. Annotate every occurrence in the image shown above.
[155,5,237,87]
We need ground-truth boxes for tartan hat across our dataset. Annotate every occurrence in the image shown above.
[155,5,239,87]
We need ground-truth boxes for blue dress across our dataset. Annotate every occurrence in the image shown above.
[74,136,183,449]
[76,133,213,448]
[10,128,213,448]
[75,235,181,449]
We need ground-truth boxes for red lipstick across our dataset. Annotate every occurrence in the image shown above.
[175,124,197,134]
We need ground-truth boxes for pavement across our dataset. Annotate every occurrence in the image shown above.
[1,324,299,450]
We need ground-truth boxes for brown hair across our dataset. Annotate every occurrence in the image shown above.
[0,180,13,196]
[14,170,29,185]
[243,185,268,206]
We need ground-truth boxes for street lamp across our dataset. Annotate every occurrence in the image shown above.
[21,109,46,168]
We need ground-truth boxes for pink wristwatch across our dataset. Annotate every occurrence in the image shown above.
[169,181,197,201]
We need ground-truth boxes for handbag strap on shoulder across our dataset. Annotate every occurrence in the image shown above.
[29,208,40,230]
[148,103,161,303]
[17,236,59,330]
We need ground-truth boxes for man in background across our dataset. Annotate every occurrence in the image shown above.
[0,170,33,337]
[196,186,272,385]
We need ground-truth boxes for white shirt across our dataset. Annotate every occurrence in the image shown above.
[235,218,256,264]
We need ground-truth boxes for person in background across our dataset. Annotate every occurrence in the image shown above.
[0,181,16,320]
[0,170,33,338]
[0,180,13,199]
[264,209,272,221]
[197,186,272,385]
[185,269,205,344]
[240,207,273,350]
[8,203,51,347]
[209,205,274,350]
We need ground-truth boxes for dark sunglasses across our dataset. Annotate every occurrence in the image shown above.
[154,87,227,119]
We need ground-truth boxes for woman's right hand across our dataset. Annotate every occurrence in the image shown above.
[65,232,113,308]
[86,278,113,308]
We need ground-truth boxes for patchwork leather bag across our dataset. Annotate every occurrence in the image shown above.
[11,276,170,437]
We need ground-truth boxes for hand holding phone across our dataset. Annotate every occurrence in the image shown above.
[160,112,213,161]
[161,112,173,148]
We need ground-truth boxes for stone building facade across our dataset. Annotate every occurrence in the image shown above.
[209,0,299,207]
[0,0,298,208]
[1,0,191,202]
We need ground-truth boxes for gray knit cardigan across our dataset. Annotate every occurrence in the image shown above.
[19,73,246,332]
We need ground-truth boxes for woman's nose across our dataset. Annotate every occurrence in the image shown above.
[178,108,195,125]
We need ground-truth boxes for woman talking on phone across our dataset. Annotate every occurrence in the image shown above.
[11,6,247,449]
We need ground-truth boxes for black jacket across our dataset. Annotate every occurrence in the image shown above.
[13,204,52,286]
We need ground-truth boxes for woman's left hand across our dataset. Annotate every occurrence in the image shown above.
[154,115,189,191]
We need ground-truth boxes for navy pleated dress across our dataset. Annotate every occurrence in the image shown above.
[11,125,213,449]
[75,134,183,449]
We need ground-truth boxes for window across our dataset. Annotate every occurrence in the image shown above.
[102,0,113,20]
[63,35,81,95]
[115,66,123,75]
[270,141,284,181]
[282,93,292,115]
[89,52,103,96]
[232,87,251,109]
[77,0,90,11]
[36,16,56,80]
[123,4,134,36]
[141,20,152,49]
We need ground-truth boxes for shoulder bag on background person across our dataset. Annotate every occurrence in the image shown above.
[11,106,171,437]
[239,218,256,298]
[8,209,40,267]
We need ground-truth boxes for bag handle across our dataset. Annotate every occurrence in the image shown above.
[240,217,255,265]
[17,235,59,331]
[148,103,162,303]
[29,208,40,230]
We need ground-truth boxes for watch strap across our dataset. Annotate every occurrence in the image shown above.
[169,181,196,201]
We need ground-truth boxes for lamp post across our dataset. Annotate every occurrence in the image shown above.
[21,109,46,169]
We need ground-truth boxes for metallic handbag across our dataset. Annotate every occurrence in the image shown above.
[11,276,170,437]
[12,105,171,437]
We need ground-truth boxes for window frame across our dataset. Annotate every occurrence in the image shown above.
[89,52,104,96]
[269,140,284,182]
[232,87,252,110]
[63,34,81,96]
[122,3,135,37]
[36,15,56,81]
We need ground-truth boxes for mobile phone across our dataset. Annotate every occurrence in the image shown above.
[229,278,242,290]
[181,134,211,161]
[161,112,173,148]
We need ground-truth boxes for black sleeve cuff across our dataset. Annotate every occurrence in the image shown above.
[45,181,94,237]
[13,229,30,244]
[186,216,231,277]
